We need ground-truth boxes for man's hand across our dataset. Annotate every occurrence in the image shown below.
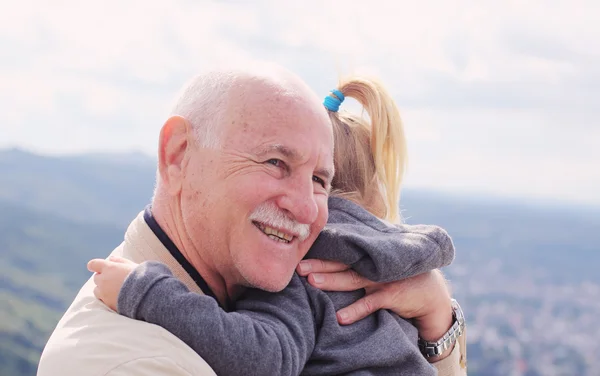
[297,259,455,360]
[87,256,138,311]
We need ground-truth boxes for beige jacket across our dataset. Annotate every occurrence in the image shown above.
[37,211,467,375]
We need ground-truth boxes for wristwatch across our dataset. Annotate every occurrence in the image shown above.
[418,299,465,358]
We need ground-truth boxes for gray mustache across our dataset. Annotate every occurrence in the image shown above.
[249,203,311,241]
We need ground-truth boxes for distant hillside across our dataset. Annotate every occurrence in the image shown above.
[0,201,124,376]
[0,148,156,226]
[400,190,600,284]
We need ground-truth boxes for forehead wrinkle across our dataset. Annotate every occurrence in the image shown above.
[253,144,301,161]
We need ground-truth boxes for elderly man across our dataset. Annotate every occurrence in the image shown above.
[37,64,466,375]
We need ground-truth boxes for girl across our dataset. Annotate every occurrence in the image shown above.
[89,76,455,375]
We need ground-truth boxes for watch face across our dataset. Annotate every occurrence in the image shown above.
[451,299,465,326]
[451,298,460,311]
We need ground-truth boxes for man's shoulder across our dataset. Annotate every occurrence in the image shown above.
[38,277,217,376]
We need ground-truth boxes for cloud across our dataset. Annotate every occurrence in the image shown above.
[0,0,598,204]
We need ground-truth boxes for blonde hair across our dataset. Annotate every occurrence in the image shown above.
[327,76,407,223]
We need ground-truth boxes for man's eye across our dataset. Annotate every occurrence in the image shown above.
[313,175,326,188]
[266,159,282,167]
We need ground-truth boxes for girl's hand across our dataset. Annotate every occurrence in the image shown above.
[87,255,138,311]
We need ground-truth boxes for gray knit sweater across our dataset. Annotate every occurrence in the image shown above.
[118,196,455,375]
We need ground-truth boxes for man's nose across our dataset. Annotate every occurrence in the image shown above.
[278,175,319,225]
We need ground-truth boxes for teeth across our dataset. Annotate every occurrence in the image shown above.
[260,225,293,243]
[268,234,288,243]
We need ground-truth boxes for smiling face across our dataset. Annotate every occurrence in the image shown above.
[180,77,334,292]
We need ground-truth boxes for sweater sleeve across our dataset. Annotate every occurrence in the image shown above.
[117,261,315,376]
[308,219,456,283]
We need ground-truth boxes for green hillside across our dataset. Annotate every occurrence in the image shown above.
[0,201,124,375]
[0,148,155,226]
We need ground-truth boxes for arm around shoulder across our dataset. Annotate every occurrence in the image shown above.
[120,262,316,376]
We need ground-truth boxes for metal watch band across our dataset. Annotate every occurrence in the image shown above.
[418,299,465,358]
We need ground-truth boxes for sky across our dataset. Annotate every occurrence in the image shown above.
[0,0,598,206]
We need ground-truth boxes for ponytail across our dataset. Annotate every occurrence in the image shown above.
[326,77,407,223]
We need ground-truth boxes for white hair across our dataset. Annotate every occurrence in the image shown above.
[168,71,238,148]
[169,61,308,149]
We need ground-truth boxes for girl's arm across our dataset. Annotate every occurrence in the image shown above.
[89,257,315,376]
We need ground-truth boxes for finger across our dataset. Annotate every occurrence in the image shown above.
[87,259,107,273]
[336,291,386,325]
[297,259,350,276]
[307,269,372,291]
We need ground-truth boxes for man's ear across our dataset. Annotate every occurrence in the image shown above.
[158,115,192,196]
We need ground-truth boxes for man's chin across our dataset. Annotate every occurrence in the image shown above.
[240,268,295,293]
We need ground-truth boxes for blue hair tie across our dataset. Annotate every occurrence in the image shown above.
[323,89,345,112]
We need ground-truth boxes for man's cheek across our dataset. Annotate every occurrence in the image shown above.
[316,202,329,229]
